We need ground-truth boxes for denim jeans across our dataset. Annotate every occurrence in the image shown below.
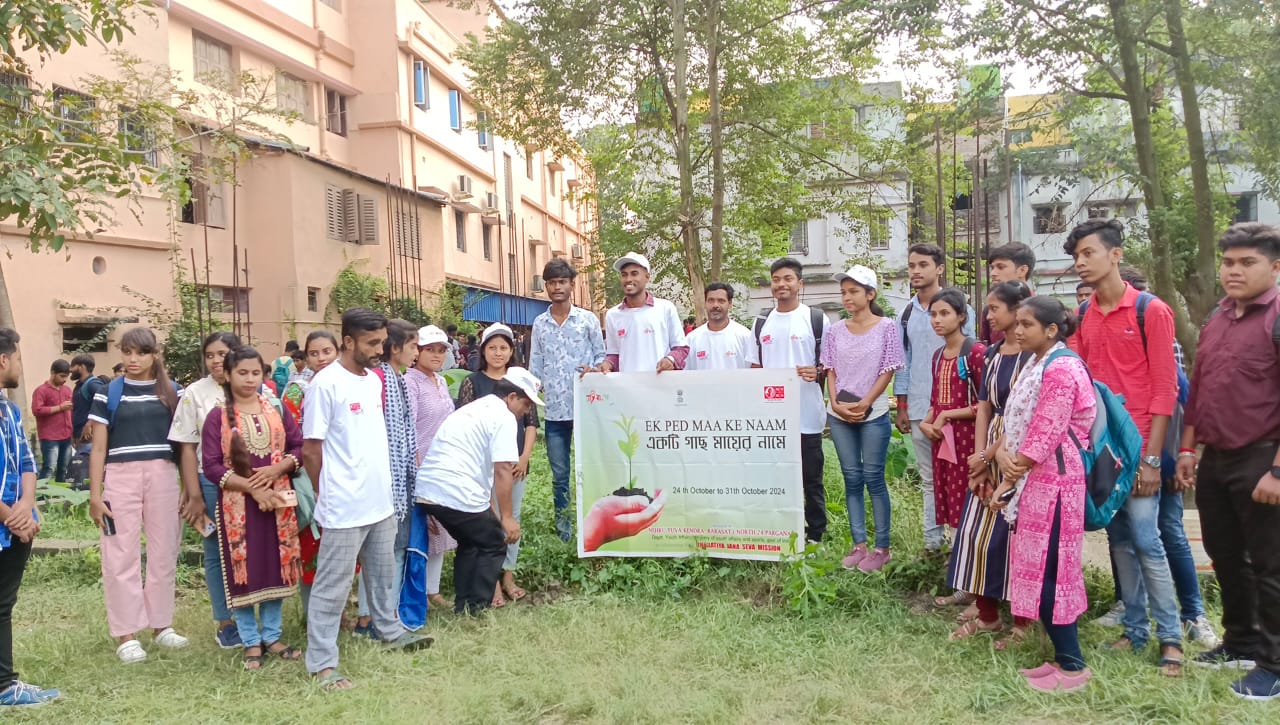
[1108,489,1182,648]
[1126,489,1206,623]
[545,419,573,539]
[200,474,231,623]
[231,599,283,648]
[828,413,892,550]
[909,420,943,550]
[38,439,71,483]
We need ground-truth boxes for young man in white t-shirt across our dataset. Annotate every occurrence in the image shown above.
[601,252,689,373]
[752,257,830,543]
[302,308,430,690]
[415,368,542,614]
[685,282,758,370]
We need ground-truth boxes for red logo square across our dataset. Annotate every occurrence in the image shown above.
[617,329,626,337]
[349,402,363,414]
[761,334,773,344]
[764,386,785,400]
[696,350,707,359]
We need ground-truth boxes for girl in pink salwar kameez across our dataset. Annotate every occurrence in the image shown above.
[994,298,1096,693]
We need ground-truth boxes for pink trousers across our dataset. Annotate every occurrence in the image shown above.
[100,459,181,638]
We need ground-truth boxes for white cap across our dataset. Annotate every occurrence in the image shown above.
[417,325,448,347]
[612,251,651,274]
[502,366,545,407]
[480,323,514,346]
[832,264,878,290]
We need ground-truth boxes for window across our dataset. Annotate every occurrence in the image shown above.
[808,121,827,139]
[548,169,556,197]
[1234,192,1259,223]
[1087,204,1110,220]
[276,71,311,121]
[394,209,421,259]
[118,107,157,166]
[1008,128,1034,145]
[52,87,95,140]
[482,224,492,260]
[324,88,348,136]
[789,222,808,256]
[181,154,227,228]
[192,32,233,87]
[525,148,535,179]
[455,210,467,251]
[412,60,429,111]
[61,324,109,354]
[867,208,891,250]
[324,185,377,243]
[1032,203,1067,234]
[319,0,341,9]
[307,287,320,312]
[448,89,461,131]
[204,285,249,314]
[477,110,490,149]
[0,71,31,112]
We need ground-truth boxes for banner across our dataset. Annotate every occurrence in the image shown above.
[574,368,804,561]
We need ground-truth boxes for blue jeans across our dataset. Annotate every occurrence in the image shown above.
[1124,489,1207,623]
[1108,490,1182,648]
[38,439,71,482]
[200,474,232,623]
[829,413,892,549]
[231,599,283,647]
[545,419,573,539]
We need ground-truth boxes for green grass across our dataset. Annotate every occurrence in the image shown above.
[8,441,1271,723]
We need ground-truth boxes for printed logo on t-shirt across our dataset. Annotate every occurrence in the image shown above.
[617,329,627,337]
[643,327,654,335]
[349,402,363,414]
[696,350,708,359]
[761,334,773,344]
[764,386,785,401]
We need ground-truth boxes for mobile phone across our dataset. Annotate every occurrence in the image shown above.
[997,486,1017,503]
[277,489,298,508]
[200,515,216,538]
[835,390,862,404]
[102,500,116,536]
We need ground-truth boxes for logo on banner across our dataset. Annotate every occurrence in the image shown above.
[675,389,686,406]
[586,390,603,404]
[763,386,785,401]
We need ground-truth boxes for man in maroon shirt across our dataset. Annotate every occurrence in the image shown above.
[1178,223,1280,700]
[1067,219,1184,674]
[31,359,73,483]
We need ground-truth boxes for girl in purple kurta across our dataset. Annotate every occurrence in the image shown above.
[993,298,1096,692]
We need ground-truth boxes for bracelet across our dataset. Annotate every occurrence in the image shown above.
[1178,448,1196,455]
[216,470,233,489]
[282,453,301,473]
[1177,451,1197,459]
[979,451,988,463]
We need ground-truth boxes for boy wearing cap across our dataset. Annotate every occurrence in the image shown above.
[414,369,542,614]
[601,252,689,373]
[685,283,757,371]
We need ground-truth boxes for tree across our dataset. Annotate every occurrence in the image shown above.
[458,0,904,315]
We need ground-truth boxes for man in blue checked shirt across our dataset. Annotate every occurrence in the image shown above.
[530,259,606,541]
[0,328,60,708]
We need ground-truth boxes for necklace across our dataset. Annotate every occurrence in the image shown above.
[237,411,272,457]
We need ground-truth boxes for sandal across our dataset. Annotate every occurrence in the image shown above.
[428,594,453,609]
[933,591,974,608]
[1158,645,1184,677]
[949,618,1001,641]
[264,641,303,660]
[243,646,264,671]
[994,624,1032,652]
[955,602,980,623]
[315,669,355,691]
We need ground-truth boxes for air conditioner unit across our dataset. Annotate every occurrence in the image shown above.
[531,274,545,292]
[483,192,499,214]
[571,243,584,259]
[455,175,473,199]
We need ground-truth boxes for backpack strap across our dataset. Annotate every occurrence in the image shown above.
[958,338,978,404]
[1272,312,1280,358]
[753,315,766,363]
[1134,291,1153,352]
[900,302,913,354]
[810,306,824,368]
[105,376,126,425]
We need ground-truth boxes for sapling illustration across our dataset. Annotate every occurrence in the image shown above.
[611,415,651,501]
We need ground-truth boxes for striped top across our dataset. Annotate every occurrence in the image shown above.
[88,379,175,463]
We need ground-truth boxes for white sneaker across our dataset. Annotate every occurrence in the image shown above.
[1094,601,1126,627]
[1186,616,1221,648]
[154,628,189,649]
[116,639,147,664]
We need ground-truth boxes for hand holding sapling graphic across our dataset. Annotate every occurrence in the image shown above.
[582,488,668,552]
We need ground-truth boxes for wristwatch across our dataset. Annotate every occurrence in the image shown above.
[1270,465,1280,480]
[1141,455,1161,469]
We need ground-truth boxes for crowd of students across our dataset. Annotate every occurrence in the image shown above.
[1,221,1279,705]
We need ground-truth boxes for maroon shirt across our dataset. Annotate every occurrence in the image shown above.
[1186,286,1280,450]
[32,381,73,441]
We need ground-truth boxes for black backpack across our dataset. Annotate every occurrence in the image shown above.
[752,306,826,385]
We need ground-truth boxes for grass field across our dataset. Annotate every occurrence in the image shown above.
[8,442,1275,724]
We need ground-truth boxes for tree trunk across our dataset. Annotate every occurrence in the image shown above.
[707,0,725,291]
[0,262,29,416]
[1108,0,1192,347]
[672,0,707,319]
[1164,0,1217,362]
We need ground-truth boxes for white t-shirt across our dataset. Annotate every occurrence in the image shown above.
[414,395,519,514]
[685,320,758,370]
[757,305,830,435]
[167,375,224,472]
[604,296,688,373]
[302,362,394,529]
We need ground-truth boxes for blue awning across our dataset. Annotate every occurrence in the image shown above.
[461,287,550,327]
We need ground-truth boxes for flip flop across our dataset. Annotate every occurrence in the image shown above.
[316,670,355,691]
[243,646,264,671]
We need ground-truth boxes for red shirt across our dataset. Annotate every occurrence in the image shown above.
[1185,287,1280,449]
[1072,283,1177,444]
[31,381,73,441]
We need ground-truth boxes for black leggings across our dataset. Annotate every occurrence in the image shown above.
[1041,503,1085,671]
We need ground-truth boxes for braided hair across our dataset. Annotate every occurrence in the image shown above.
[220,345,265,478]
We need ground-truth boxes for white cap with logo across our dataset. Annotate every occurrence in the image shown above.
[612,251,651,274]
[480,323,515,346]
[502,366,545,407]
[832,265,878,290]
[416,325,449,347]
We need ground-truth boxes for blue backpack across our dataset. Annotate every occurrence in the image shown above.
[1043,348,1142,532]
[104,376,182,425]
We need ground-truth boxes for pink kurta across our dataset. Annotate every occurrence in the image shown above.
[1006,354,1095,625]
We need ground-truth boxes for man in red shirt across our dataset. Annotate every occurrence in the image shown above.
[1178,223,1280,700]
[1067,219,1184,674]
[31,359,73,483]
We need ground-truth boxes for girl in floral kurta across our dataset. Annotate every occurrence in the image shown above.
[995,297,1096,691]
[920,289,985,530]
